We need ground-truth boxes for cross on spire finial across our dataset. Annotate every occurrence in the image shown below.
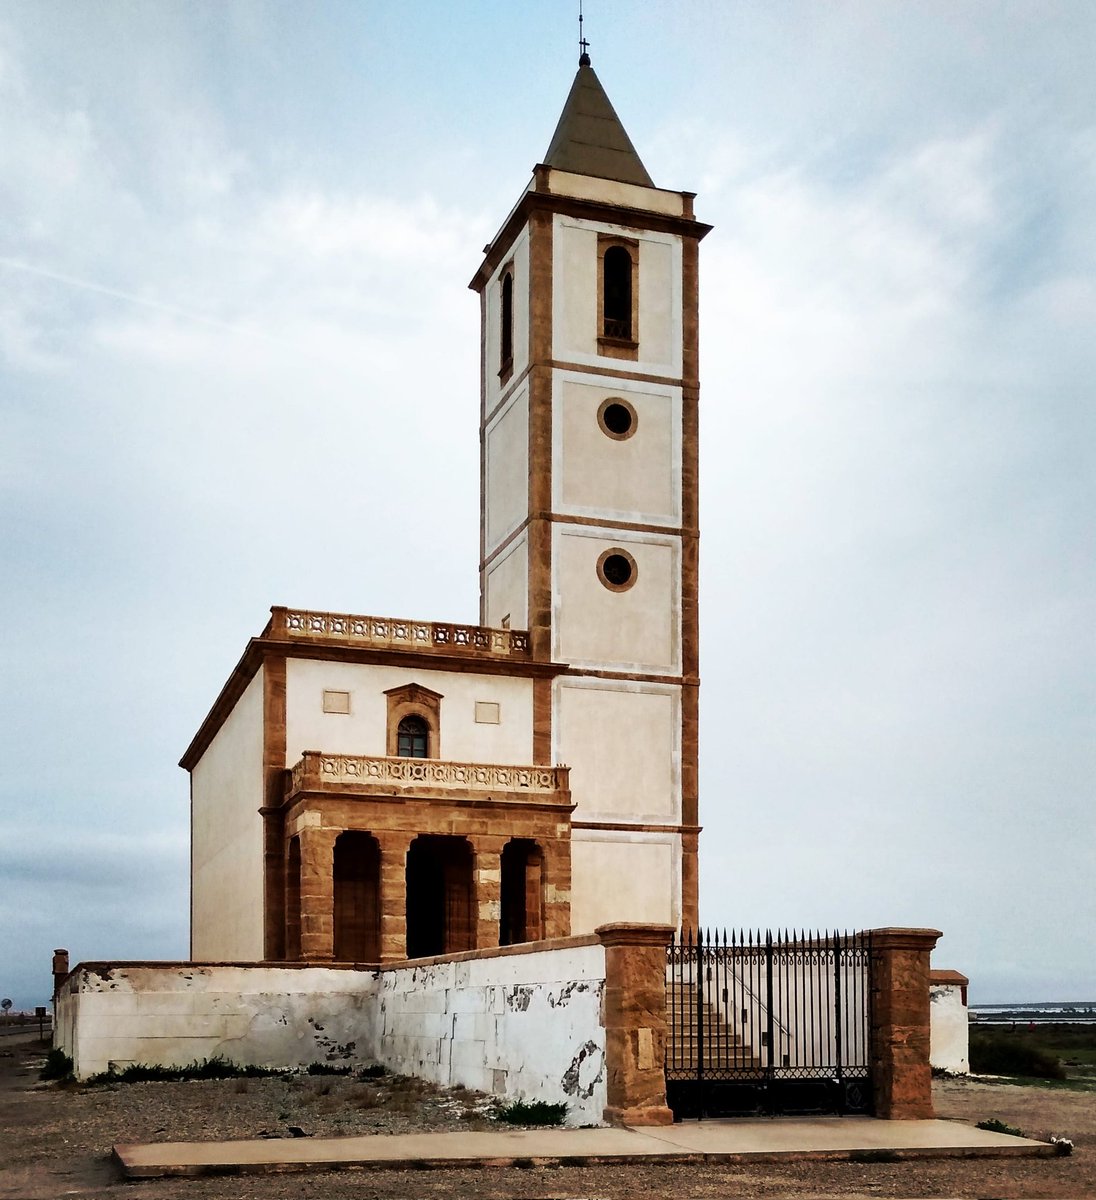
[579,1,590,65]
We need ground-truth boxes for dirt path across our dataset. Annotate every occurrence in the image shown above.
[2,1036,1093,1199]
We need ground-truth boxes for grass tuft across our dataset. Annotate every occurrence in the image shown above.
[976,1117,1026,1137]
[39,1049,74,1082]
[493,1099,568,1126]
[85,1056,287,1085]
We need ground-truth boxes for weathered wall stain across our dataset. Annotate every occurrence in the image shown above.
[561,1038,604,1099]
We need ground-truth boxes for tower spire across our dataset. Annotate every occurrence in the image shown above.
[579,1,590,66]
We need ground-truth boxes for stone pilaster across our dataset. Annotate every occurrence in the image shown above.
[870,927,942,1119]
[473,836,505,951]
[543,841,571,940]
[597,922,675,1127]
[377,831,413,962]
[297,826,338,961]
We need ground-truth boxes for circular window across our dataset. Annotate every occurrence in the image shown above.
[597,397,637,440]
[597,548,638,592]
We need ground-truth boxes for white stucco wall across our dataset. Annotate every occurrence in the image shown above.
[190,668,266,961]
[484,534,529,631]
[285,659,535,766]
[569,834,679,932]
[554,373,681,526]
[555,678,680,824]
[553,525,680,672]
[55,945,611,1124]
[484,384,529,553]
[55,964,382,1079]
[552,215,682,377]
[376,942,608,1125]
[930,979,970,1074]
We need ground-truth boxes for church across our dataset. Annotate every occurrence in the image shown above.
[57,56,949,1122]
[181,55,709,966]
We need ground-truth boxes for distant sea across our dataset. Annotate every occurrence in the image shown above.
[970,1002,1096,1024]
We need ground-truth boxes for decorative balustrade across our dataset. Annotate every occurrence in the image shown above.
[289,753,568,800]
[267,606,529,657]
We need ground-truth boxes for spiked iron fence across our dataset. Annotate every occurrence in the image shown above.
[666,927,873,1118]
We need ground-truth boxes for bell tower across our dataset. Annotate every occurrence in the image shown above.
[471,58,710,933]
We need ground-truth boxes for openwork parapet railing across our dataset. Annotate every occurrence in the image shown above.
[267,606,529,657]
[289,752,569,799]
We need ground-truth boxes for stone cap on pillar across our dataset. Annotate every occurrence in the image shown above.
[868,928,943,951]
[595,923,675,949]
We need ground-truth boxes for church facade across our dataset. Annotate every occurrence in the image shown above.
[182,61,710,967]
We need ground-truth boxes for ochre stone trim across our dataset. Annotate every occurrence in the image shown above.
[262,656,287,960]
[532,676,552,764]
[596,234,640,361]
[549,359,691,388]
[573,821,701,835]
[380,931,600,970]
[525,204,555,663]
[470,190,711,293]
[562,667,694,685]
[597,396,638,441]
[596,922,675,1126]
[596,547,639,593]
[869,927,942,1120]
[482,513,691,573]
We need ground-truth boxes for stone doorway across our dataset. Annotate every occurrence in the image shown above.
[500,838,544,945]
[405,835,473,958]
[333,831,380,961]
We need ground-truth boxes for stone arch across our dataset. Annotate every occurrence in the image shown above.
[405,835,473,958]
[333,831,380,962]
[500,838,545,946]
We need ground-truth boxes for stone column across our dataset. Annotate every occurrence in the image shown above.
[473,836,505,951]
[870,927,942,1119]
[297,825,338,961]
[597,922,675,1127]
[377,831,413,962]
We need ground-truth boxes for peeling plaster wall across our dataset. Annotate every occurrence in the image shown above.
[929,981,970,1074]
[375,943,608,1125]
[54,945,612,1124]
[55,965,381,1079]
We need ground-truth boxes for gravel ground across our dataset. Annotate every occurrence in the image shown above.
[2,1034,1094,1199]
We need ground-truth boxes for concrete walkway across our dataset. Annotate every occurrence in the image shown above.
[114,1117,1055,1179]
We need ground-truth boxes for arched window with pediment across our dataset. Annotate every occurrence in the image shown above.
[384,682,442,758]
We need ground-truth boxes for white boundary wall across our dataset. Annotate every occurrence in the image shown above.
[377,942,607,1124]
[55,941,609,1125]
[54,964,382,1079]
[929,973,970,1074]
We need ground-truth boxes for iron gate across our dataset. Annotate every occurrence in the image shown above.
[666,928,873,1118]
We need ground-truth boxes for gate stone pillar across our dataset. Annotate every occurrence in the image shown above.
[297,825,338,960]
[377,831,413,962]
[869,927,942,1119]
[597,922,675,1127]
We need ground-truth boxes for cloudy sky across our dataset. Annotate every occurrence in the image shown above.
[1,1,1093,1009]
